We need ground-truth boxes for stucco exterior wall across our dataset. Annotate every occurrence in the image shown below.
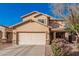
[58,21,65,29]
[50,20,65,30]
[13,22,49,32]
[22,14,49,26]
[12,22,50,45]
[0,26,6,39]
[23,13,40,21]
[34,15,49,25]
[12,11,66,45]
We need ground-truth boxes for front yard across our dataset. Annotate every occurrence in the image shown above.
[51,39,79,56]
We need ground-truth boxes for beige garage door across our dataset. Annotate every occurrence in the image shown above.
[18,33,46,45]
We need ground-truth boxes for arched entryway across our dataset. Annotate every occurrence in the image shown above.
[6,32,13,43]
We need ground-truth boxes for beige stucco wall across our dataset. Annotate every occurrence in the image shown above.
[50,21,65,30]
[23,13,40,21]
[58,21,65,29]
[14,22,49,32]
[0,26,7,39]
[22,13,49,26]
[13,21,50,45]
[34,15,49,25]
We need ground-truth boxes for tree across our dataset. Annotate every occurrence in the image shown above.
[50,3,79,43]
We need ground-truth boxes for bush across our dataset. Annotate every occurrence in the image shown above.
[51,39,72,56]
[77,43,79,50]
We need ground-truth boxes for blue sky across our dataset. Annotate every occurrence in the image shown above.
[0,3,54,26]
[0,3,73,26]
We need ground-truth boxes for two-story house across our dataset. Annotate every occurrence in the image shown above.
[8,11,66,45]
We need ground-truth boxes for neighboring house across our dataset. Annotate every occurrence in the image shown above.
[8,11,66,45]
[0,25,10,43]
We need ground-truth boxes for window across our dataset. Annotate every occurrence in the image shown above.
[52,24,59,28]
[56,32,65,38]
[38,19,45,24]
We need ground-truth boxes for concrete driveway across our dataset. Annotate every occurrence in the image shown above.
[0,45,52,56]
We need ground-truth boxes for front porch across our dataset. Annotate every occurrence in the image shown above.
[50,29,78,45]
[50,31,66,44]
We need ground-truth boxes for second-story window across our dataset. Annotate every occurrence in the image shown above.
[52,24,59,28]
[38,19,45,24]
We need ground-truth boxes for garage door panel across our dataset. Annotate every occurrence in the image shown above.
[18,33,46,45]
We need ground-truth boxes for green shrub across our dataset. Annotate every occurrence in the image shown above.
[51,43,61,56]
[77,44,79,49]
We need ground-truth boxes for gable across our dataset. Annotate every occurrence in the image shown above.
[13,21,49,32]
[35,15,48,20]
[21,11,39,18]
[22,11,40,21]
[21,12,50,26]
[21,11,51,22]
[34,15,49,25]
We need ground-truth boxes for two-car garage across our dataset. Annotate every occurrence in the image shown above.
[18,32,46,45]
[12,21,49,45]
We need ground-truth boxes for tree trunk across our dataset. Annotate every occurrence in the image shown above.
[75,30,79,43]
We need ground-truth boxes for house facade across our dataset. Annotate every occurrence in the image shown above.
[6,11,67,45]
[0,26,11,43]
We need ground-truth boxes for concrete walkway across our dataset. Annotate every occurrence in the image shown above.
[0,45,52,56]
